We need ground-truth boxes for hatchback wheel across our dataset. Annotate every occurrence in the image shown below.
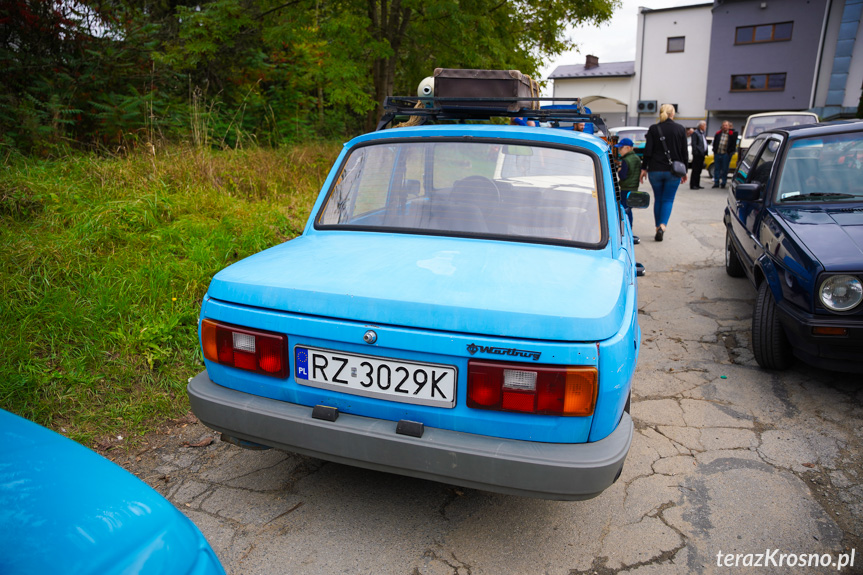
[725,230,745,278]
[752,282,793,370]
[707,164,714,178]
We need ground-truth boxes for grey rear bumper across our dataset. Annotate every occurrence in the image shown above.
[187,371,632,501]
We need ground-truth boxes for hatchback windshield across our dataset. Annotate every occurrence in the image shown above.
[744,114,817,138]
[317,140,603,244]
[776,131,863,203]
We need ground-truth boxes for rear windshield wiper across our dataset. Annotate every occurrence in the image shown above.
[781,192,858,201]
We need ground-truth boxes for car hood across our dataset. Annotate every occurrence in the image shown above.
[775,206,863,270]
[207,233,627,341]
[0,410,223,575]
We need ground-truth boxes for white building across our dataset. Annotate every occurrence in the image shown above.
[549,55,635,127]
[632,3,713,128]
[548,2,714,129]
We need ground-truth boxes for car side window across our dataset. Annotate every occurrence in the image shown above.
[733,138,766,184]
[748,138,781,187]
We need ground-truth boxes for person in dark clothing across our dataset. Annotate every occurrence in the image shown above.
[616,137,641,244]
[712,121,738,188]
[690,121,708,189]
[639,104,688,242]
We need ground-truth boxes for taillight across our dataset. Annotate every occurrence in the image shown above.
[467,360,597,416]
[201,319,288,378]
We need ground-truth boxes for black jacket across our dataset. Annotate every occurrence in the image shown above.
[641,119,688,172]
[712,129,738,156]
[691,129,708,156]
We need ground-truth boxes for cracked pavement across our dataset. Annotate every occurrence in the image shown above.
[116,185,863,574]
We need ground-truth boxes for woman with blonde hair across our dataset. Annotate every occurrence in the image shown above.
[639,103,688,241]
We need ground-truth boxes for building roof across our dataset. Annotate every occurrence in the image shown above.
[640,2,712,15]
[549,61,635,79]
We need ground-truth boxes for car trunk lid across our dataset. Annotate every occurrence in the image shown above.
[207,232,626,342]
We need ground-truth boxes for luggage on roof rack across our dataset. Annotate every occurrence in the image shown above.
[432,68,540,112]
[376,96,608,135]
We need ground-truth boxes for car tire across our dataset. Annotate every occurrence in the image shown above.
[725,230,745,278]
[752,282,793,370]
[707,164,714,178]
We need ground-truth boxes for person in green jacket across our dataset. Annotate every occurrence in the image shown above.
[616,138,641,244]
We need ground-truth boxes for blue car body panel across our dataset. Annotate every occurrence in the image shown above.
[207,233,626,342]
[0,410,224,575]
[190,115,641,499]
[774,207,863,272]
[201,296,600,443]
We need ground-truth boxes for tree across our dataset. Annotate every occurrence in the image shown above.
[358,0,618,130]
[1,0,618,151]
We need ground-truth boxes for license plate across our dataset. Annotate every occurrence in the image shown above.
[294,346,456,408]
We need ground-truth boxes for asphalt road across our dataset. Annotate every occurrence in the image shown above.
[118,177,863,575]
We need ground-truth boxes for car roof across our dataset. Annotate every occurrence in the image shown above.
[349,123,612,156]
[760,119,863,140]
[746,111,819,119]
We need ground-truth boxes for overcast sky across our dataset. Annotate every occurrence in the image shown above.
[539,0,701,89]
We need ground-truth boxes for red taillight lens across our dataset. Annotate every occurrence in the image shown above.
[201,319,288,378]
[467,360,597,416]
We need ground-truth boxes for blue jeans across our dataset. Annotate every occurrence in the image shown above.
[714,153,732,186]
[647,171,681,227]
[620,191,635,228]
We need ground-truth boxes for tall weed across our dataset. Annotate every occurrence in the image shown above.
[0,143,340,445]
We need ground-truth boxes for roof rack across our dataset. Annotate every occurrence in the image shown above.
[376,96,608,134]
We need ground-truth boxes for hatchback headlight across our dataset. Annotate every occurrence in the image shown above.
[819,275,863,312]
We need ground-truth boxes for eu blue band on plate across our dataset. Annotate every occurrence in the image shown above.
[295,348,309,380]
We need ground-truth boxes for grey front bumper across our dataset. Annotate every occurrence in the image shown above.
[188,371,632,501]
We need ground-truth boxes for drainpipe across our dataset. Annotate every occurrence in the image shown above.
[811,0,833,109]
[637,8,650,126]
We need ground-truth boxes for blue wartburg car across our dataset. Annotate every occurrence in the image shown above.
[187,93,646,500]
[0,409,224,575]
[724,120,863,373]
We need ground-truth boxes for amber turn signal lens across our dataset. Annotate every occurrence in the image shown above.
[201,319,219,362]
[562,367,598,416]
[812,326,848,336]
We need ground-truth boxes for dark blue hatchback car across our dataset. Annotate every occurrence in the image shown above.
[724,120,863,373]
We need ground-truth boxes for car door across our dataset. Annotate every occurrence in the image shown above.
[729,135,784,266]
[728,137,767,270]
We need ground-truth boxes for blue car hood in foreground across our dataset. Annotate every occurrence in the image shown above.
[0,410,224,575]
[775,206,863,271]
[207,233,627,341]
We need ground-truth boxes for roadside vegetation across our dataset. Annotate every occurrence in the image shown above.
[0,143,340,446]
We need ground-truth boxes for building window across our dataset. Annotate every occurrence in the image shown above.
[667,36,685,53]
[730,73,787,92]
[735,22,793,44]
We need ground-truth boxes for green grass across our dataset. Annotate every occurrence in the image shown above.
[0,143,341,445]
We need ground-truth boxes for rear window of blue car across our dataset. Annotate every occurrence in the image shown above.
[316,140,604,245]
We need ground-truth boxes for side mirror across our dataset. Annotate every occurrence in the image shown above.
[734,182,763,201]
[626,191,651,208]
